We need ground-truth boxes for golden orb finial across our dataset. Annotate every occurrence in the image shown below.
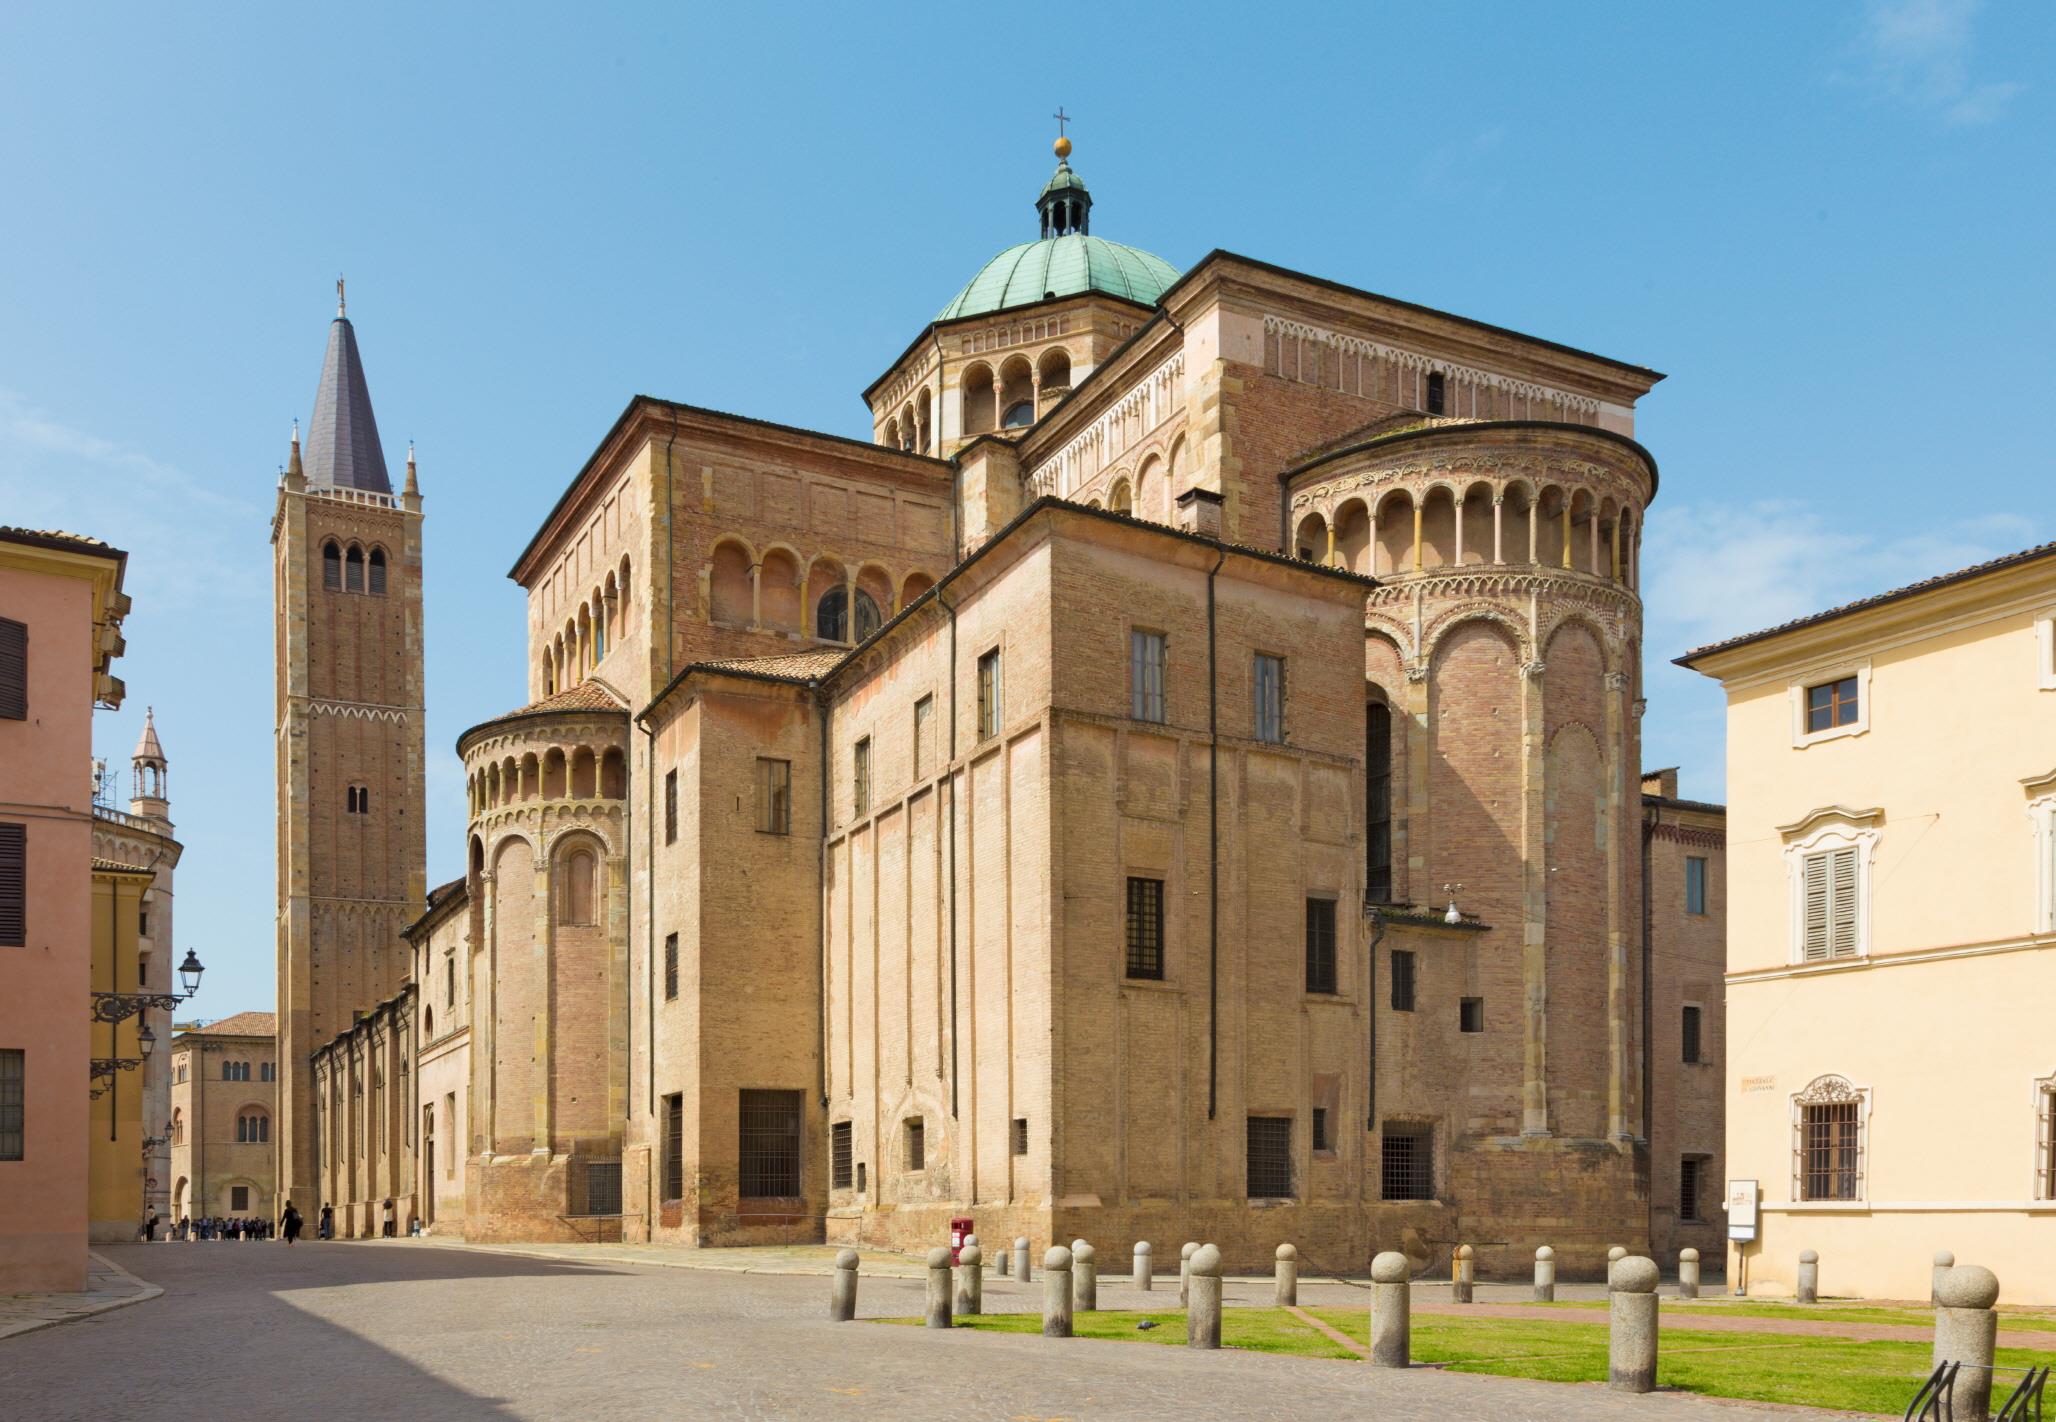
[1053,134,1072,159]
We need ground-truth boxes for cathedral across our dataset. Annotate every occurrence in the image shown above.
[275,136,1726,1277]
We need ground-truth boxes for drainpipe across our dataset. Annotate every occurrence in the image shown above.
[636,710,656,1119]
[1365,906,1386,1133]
[1640,804,1655,1145]
[938,589,960,1118]
[818,682,831,1112]
[1206,550,1225,1120]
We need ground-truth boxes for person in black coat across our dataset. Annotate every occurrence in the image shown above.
[281,1202,303,1244]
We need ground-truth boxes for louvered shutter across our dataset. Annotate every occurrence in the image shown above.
[0,823,24,946]
[1828,847,1859,959]
[1801,851,1831,961]
[0,617,25,720]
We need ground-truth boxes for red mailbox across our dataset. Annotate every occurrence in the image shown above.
[949,1215,975,1264]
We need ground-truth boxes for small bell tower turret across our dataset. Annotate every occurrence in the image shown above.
[130,706,169,823]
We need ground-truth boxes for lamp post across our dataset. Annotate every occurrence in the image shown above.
[90,948,205,1023]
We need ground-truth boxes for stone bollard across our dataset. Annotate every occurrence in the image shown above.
[1934,1264,2000,1422]
[1679,1247,1701,1300]
[1179,1241,1198,1306]
[1534,1245,1556,1303]
[925,1247,953,1329]
[1608,1255,1660,1393]
[1931,1250,1953,1305]
[830,1248,859,1322]
[1188,1243,1223,1349]
[1796,1249,1819,1304]
[1608,1245,1627,1265]
[956,1244,983,1317]
[1042,1246,1073,1338]
[1275,1243,1299,1307]
[1015,1236,1031,1284]
[1370,1251,1410,1368]
[1074,1241,1098,1312]
[1133,1240,1153,1291]
[996,1239,1010,1279]
[1452,1244,1475,1303]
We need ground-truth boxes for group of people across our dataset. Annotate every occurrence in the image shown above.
[144,1200,415,1244]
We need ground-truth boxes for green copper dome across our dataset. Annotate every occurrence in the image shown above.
[937,233,1180,322]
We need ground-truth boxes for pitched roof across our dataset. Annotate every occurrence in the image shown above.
[1678,540,2056,667]
[183,1011,276,1038]
[0,526,124,560]
[305,316,391,494]
[497,680,629,717]
[132,706,165,764]
[692,649,850,682]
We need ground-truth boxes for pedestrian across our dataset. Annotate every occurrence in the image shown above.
[382,1198,395,1238]
[282,1203,302,1245]
[144,1213,160,1242]
[319,1203,333,1240]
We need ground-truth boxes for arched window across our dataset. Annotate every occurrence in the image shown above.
[423,1007,433,1038]
[345,545,365,592]
[1426,370,1446,415]
[237,1108,270,1145]
[171,1107,184,1145]
[368,548,388,596]
[559,847,597,926]
[961,362,996,435]
[815,587,883,645]
[322,541,342,591]
[346,785,370,815]
[1003,401,1035,428]
[1366,699,1393,903]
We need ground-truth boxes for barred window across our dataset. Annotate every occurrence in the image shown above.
[738,1089,802,1198]
[1800,847,1860,961]
[977,648,1002,739]
[664,769,678,845]
[905,1117,925,1172]
[1682,1005,1703,1064]
[664,932,679,1001]
[756,758,791,835]
[831,1120,853,1190]
[2038,1082,2056,1201]
[1685,855,1708,916]
[1794,1075,1864,1202]
[1130,630,1166,723]
[1125,877,1165,980]
[662,1092,684,1201]
[1390,949,1416,1012]
[853,738,871,816]
[1247,1116,1293,1199]
[1365,701,1393,903]
[1253,654,1285,744]
[1304,897,1337,994]
[1381,1125,1434,1201]
[0,1049,23,1160]
[1679,1156,1703,1222]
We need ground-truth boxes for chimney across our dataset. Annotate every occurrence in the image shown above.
[1174,486,1225,540]
[1641,767,1679,799]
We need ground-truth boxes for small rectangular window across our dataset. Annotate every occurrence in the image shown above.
[0,821,23,947]
[0,617,24,721]
[444,955,456,1008]
[853,738,872,816]
[1130,629,1166,723]
[662,1092,684,1201]
[1381,1125,1434,1201]
[1390,949,1416,1012]
[1682,1005,1703,1064]
[977,648,1002,740]
[664,769,678,845]
[1011,1117,1029,1156]
[756,758,792,835]
[905,1117,925,1172]
[1246,1116,1293,1199]
[1460,997,1484,1033]
[1805,675,1860,733]
[138,909,149,937]
[1679,1157,1702,1222]
[1125,877,1165,980]
[1311,1107,1330,1153]
[1685,856,1708,916]
[913,695,934,778]
[831,1121,854,1190]
[0,1049,23,1160]
[1253,654,1285,744]
[231,1185,250,1211]
[1304,897,1337,994]
[738,1089,803,1199]
[664,932,680,1001]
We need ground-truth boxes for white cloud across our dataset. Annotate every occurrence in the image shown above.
[1853,0,2024,125]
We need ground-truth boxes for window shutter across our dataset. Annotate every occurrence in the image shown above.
[0,822,23,946]
[1828,847,1859,959]
[0,618,25,720]
[1801,852,1830,961]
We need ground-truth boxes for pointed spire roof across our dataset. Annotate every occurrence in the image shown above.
[133,706,165,765]
[304,287,392,494]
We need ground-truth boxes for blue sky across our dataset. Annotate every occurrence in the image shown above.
[2,2,2049,1020]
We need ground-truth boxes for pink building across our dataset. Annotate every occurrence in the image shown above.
[0,526,130,1292]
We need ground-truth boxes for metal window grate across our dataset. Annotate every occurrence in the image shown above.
[977,649,1002,739]
[1801,1101,1861,1201]
[0,1049,22,1160]
[1253,654,1285,743]
[1679,1157,1702,1221]
[738,1090,803,1199]
[831,1120,853,1190]
[1682,1005,1703,1064]
[1381,1126,1434,1201]
[1390,949,1416,1012]
[1131,630,1166,723]
[1365,702,1392,902]
[663,1093,684,1201]
[664,933,680,1001]
[1305,898,1337,993]
[853,739,871,815]
[1126,877,1165,980]
[1247,1117,1293,1199]
[664,769,678,844]
[584,1160,623,1216]
[2042,1087,2056,1201]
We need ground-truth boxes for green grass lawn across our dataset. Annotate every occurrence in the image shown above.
[1653,1299,2056,1333]
[877,1308,1359,1359]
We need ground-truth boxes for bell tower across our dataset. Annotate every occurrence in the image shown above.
[272,284,428,1218]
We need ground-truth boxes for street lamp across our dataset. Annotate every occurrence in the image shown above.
[90,947,207,1024]
[138,1023,156,1058]
[177,949,204,996]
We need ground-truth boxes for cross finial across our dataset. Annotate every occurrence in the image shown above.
[336,275,346,317]
[1052,106,1071,138]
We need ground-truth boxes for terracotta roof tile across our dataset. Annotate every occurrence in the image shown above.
[183,1011,277,1038]
[497,680,629,718]
[1679,540,2056,665]
[692,649,850,681]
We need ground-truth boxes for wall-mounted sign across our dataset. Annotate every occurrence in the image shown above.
[1727,1178,1759,1241]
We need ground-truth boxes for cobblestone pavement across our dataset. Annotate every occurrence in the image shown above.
[0,1252,161,1340]
[4,1242,1869,1422]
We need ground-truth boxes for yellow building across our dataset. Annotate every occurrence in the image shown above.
[88,857,156,1239]
[1682,541,2056,1303]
